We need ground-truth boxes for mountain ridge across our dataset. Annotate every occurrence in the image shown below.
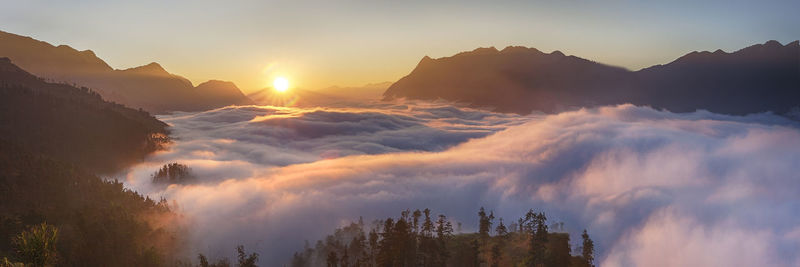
[0,30,253,113]
[384,40,800,115]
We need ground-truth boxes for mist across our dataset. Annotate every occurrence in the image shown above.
[121,102,800,266]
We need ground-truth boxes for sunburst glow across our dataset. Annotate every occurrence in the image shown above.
[273,77,289,92]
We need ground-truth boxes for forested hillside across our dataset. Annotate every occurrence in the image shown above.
[0,57,168,173]
[0,141,183,266]
[0,57,183,266]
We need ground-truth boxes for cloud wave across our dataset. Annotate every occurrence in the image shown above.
[122,102,800,266]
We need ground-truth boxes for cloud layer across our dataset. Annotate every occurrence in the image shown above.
[122,102,800,266]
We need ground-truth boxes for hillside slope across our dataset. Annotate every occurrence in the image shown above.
[0,58,183,266]
[0,57,167,173]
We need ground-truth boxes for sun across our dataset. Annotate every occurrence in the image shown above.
[273,77,290,92]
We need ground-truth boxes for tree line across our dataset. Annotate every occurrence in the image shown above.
[290,208,594,267]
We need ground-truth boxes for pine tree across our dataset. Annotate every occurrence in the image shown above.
[435,215,454,266]
[419,209,436,267]
[327,251,339,267]
[368,229,379,266]
[491,218,508,267]
[412,209,422,235]
[478,207,495,240]
[376,218,395,266]
[236,245,258,267]
[340,245,349,267]
[581,229,595,267]
[524,210,548,267]
[477,207,495,266]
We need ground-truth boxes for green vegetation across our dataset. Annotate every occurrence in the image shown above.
[0,58,181,266]
[11,223,59,266]
[152,163,194,184]
[0,141,182,266]
[196,245,259,267]
[290,208,594,267]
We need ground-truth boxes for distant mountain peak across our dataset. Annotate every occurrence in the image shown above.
[142,62,165,70]
[53,44,98,57]
[80,49,98,57]
[123,62,169,75]
[500,46,542,54]
[197,79,237,89]
[420,55,433,63]
[764,40,782,47]
[737,39,798,54]
[195,80,254,106]
[471,46,499,54]
[452,47,499,57]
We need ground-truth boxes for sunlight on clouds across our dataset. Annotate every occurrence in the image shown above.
[122,103,800,265]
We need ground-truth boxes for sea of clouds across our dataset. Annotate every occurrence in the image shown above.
[122,101,800,266]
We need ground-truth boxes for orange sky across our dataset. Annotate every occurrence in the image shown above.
[2,1,797,93]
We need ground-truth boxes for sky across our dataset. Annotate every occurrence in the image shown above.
[1,0,798,93]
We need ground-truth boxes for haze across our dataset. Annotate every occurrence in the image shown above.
[1,1,799,266]
[1,0,798,92]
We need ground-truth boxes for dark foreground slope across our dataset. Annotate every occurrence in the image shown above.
[384,41,800,115]
[0,142,182,266]
[0,30,253,114]
[0,58,182,266]
[0,57,168,173]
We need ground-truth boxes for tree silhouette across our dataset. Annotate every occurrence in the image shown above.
[525,210,548,267]
[490,218,509,267]
[290,208,594,267]
[152,162,194,184]
[236,245,258,267]
[581,230,595,267]
[326,251,338,267]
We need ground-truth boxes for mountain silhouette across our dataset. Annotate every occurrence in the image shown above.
[0,30,253,113]
[384,41,800,115]
[636,40,800,114]
[0,57,167,173]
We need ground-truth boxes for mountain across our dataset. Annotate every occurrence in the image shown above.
[383,46,637,114]
[195,80,254,107]
[0,58,181,265]
[636,40,800,114]
[0,30,253,113]
[0,57,167,173]
[384,41,800,115]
